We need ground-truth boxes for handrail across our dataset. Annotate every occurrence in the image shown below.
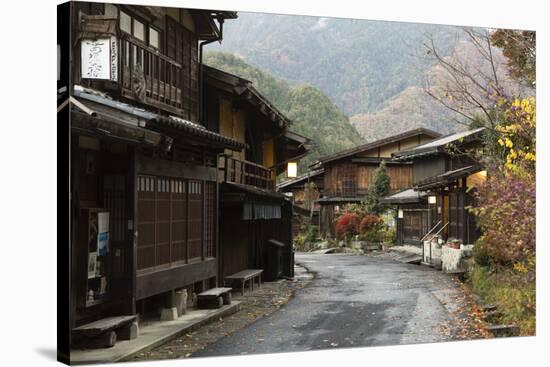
[121,34,182,67]
[222,155,275,190]
[120,36,184,114]
[423,221,449,265]
[433,222,449,237]
[420,220,442,242]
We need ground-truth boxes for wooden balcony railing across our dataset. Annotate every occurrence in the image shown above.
[221,156,275,190]
[120,35,184,116]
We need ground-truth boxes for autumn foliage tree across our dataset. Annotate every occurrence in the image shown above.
[490,30,536,87]
[335,213,359,241]
[471,96,536,271]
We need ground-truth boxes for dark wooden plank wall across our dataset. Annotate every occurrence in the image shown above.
[325,162,413,197]
[220,201,294,278]
[71,140,135,326]
[413,156,447,184]
[319,203,336,238]
[134,152,218,300]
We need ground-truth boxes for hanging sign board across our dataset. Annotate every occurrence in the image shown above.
[81,37,118,81]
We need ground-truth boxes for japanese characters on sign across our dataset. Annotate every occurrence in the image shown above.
[81,37,118,81]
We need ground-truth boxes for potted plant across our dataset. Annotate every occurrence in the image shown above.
[447,239,461,249]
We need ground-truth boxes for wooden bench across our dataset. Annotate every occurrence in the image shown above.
[224,269,263,296]
[72,315,138,349]
[197,287,232,309]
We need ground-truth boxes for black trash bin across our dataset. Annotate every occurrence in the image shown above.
[265,239,285,281]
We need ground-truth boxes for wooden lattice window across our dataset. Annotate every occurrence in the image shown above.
[137,175,217,270]
[137,175,157,270]
[449,193,458,239]
[337,164,357,197]
[204,182,216,258]
[187,180,203,261]
[171,178,187,263]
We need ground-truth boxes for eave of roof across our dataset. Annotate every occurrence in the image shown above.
[393,128,485,161]
[381,188,427,204]
[191,10,238,40]
[316,197,363,203]
[152,115,245,150]
[222,182,289,202]
[312,128,442,167]
[414,165,482,190]
[276,168,324,190]
[292,204,311,217]
[285,130,312,147]
[73,85,245,151]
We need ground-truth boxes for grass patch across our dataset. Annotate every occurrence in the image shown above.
[468,265,535,336]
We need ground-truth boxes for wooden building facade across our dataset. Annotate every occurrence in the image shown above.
[276,168,325,227]
[390,128,486,246]
[64,2,266,341]
[203,65,311,280]
[310,129,441,238]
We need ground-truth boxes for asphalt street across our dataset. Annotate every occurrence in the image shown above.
[192,253,465,358]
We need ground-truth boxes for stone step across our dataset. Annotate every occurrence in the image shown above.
[483,310,503,322]
[481,303,498,312]
[487,324,520,337]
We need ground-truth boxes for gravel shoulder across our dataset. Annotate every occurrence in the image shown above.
[130,265,313,361]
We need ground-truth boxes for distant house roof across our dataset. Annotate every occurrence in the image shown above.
[292,204,311,217]
[276,168,325,191]
[380,188,427,205]
[316,197,363,204]
[73,85,245,150]
[393,128,485,161]
[311,128,442,167]
[414,165,483,190]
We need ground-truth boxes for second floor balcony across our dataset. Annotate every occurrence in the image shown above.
[119,35,190,117]
[220,155,275,191]
[78,14,198,121]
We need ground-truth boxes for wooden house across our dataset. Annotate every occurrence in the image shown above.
[202,65,311,281]
[276,168,325,236]
[310,129,441,238]
[276,168,324,223]
[64,2,260,341]
[389,128,486,246]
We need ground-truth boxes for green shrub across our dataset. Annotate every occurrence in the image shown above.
[473,238,491,267]
[384,227,396,244]
[468,264,535,336]
[294,224,319,251]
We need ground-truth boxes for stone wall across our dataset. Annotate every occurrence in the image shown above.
[441,245,474,272]
[441,247,463,272]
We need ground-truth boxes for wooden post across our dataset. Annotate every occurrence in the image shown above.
[130,148,138,315]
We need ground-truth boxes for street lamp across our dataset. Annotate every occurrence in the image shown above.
[398,208,404,218]
[428,195,437,204]
[287,161,298,178]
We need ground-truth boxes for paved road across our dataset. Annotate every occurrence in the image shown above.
[192,253,471,358]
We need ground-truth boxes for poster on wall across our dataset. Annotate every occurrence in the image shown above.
[87,253,97,279]
[97,232,109,256]
[81,37,118,81]
[97,212,109,256]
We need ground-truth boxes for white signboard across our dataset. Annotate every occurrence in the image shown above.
[81,37,118,81]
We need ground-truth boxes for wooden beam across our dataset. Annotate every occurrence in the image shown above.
[135,258,217,300]
[135,153,218,181]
